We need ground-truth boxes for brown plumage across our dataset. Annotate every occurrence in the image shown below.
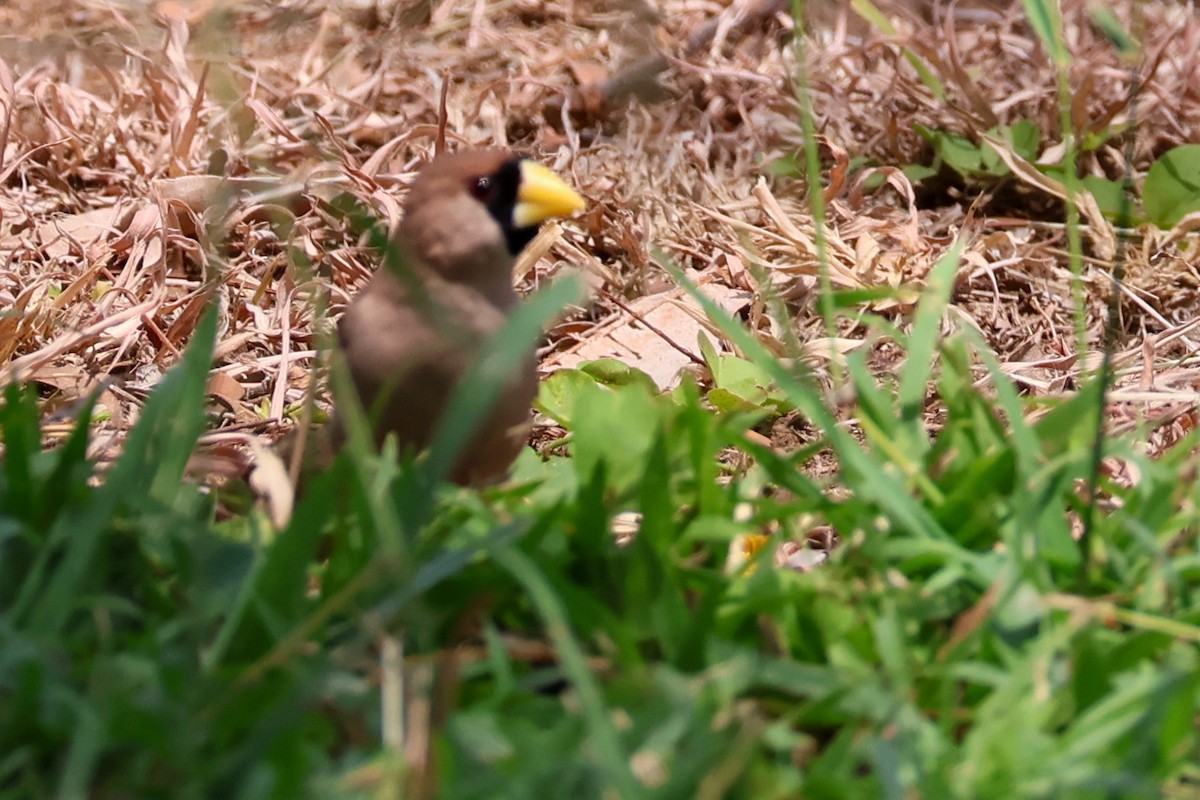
[317,149,585,484]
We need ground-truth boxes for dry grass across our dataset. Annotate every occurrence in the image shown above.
[1,0,1198,474]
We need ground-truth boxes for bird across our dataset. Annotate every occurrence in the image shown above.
[309,149,586,485]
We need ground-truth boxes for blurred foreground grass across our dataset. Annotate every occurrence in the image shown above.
[2,253,1198,799]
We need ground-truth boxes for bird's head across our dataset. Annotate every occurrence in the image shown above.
[397,150,586,286]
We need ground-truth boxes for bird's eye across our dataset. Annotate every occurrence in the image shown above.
[469,176,492,201]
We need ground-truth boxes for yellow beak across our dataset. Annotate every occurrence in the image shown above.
[513,161,587,229]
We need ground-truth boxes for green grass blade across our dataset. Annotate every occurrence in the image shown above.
[424,275,583,487]
[656,253,983,575]
[22,303,218,635]
[1021,0,1069,66]
[897,242,963,424]
[494,546,642,798]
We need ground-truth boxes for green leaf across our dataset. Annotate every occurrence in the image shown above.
[1007,119,1042,161]
[579,358,659,393]
[918,125,984,177]
[980,122,1040,177]
[535,367,597,425]
[901,163,939,184]
[707,354,789,414]
[1143,145,1200,229]
[768,153,803,178]
[569,378,663,493]
[1082,174,1137,224]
